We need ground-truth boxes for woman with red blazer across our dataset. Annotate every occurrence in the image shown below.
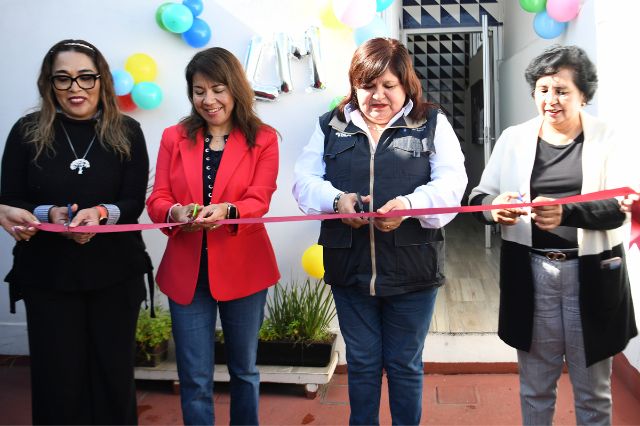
[146,47,279,425]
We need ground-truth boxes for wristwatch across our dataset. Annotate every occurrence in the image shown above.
[226,203,238,219]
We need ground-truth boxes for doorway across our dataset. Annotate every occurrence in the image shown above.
[403,26,502,333]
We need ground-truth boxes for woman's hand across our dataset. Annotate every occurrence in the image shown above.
[68,206,99,244]
[531,196,563,231]
[169,203,202,232]
[491,192,528,225]
[620,193,639,213]
[374,198,405,232]
[194,203,228,231]
[337,193,370,229]
[0,205,39,241]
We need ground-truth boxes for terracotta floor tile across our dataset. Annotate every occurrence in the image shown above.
[322,383,349,404]
[436,385,478,404]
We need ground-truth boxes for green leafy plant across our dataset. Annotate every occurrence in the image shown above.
[135,307,172,361]
[258,278,336,344]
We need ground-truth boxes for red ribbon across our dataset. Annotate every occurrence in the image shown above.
[631,202,640,250]
[36,187,639,248]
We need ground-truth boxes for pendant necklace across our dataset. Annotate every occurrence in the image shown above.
[61,123,96,175]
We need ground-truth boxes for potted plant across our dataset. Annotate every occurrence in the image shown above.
[135,306,172,367]
[215,278,337,367]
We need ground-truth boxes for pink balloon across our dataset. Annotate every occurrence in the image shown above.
[546,0,579,22]
[332,0,376,29]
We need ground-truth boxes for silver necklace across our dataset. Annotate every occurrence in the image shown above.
[61,123,96,175]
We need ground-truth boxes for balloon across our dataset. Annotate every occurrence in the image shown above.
[274,33,293,93]
[301,244,324,279]
[117,94,137,112]
[328,95,345,110]
[332,0,376,29]
[533,10,567,39]
[125,53,158,84]
[131,82,163,110]
[155,2,173,31]
[519,0,546,13]
[376,0,395,12]
[319,0,348,30]
[546,0,579,22]
[161,3,194,34]
[182,0,204,17]
[111,69,134,96]
[354,15,390,46]
[305,26,326,90]
[181,18,211,48]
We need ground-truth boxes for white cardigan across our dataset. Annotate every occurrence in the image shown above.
[469,111,628,255]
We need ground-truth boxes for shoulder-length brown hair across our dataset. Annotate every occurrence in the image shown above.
[181,47,269,147]
[23,39,131,160]
[336,37,435,121]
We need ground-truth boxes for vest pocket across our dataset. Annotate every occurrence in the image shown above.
[390,136,431,177]
[318,223,352,248]
[392,220,444,283]
[324,138,356,181]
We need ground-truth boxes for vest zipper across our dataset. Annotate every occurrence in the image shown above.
[368,149,376,296]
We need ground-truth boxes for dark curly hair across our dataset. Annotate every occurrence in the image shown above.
[524,45,598,103]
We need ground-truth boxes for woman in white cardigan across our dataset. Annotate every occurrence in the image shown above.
[470,45,637,425]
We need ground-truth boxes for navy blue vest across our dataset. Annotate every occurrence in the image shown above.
[318,108,445,296]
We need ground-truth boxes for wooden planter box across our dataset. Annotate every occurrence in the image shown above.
[135,340,169,367]
[215,336,335,367]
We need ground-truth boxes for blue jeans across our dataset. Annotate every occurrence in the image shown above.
[169,281,267,425]
[331,285,438,426]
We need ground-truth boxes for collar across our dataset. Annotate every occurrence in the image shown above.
[344,99,414,133]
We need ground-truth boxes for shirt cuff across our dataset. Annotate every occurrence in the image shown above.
[167,203,182,223]
[101,204,120,225]
[33,205,54,223]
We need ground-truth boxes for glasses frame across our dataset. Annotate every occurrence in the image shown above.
[50,74,101,91]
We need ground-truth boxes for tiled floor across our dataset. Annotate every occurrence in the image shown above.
[2,356,640,425]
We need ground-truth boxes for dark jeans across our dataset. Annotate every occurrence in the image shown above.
[23,277,145,425]
[331,285,438,426]
[169,280,267,425]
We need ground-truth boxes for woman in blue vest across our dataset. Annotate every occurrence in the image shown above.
[293,37,467,425]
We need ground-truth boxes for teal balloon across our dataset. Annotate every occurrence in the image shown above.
[111,69,134,96]
[376,0,395,12]
[354,16,390,46]
[533,10,567,39]
[519,0,546,13]
[161,3,194,34]
[328,96,345,111]
[131,82,163,110]
[181,18,211,48]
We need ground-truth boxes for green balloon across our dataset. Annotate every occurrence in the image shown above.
[519,0,546,13]
[155,3,172,31]
[328,95,345,111]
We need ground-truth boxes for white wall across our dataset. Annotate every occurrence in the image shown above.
[500,0,640,372]
[0,0,362,355]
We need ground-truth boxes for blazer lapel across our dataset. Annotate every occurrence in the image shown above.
[211,128,249,203]
[179,130,204,205]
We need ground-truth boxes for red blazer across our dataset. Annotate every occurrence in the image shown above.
[146,124,280,304]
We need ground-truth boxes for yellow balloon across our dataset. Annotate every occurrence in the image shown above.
[125,53,158,84]
[301,244,324,279]
[319,0,348,30]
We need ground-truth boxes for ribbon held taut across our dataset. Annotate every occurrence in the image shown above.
[35,187,639,248]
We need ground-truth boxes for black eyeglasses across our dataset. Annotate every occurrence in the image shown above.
[50,74,101,90]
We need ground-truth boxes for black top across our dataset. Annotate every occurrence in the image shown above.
[530,133,583,249]
[1,112,152,292]
[196,134,225,287]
